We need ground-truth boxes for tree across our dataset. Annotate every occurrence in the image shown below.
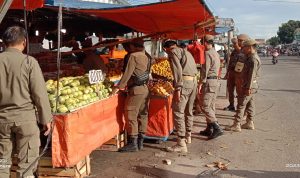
[277,20,300,44]
[267,36,280,47]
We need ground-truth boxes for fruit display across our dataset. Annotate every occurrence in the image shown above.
[151,58,174,80]
[148,80,174,97]
[106,69,122,82]
[46,75,113,113]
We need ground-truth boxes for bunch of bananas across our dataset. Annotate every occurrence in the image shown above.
[151,58,174,80]
[149,80,174,97]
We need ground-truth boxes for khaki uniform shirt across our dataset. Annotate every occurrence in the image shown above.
[200,48,220,84]
[243,53,261,90]
[168,47,198,90]
[0,48,52,125]
[228,49,239,73]
[118,50,149,94]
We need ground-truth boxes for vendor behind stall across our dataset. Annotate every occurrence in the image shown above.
[82,38,108,74]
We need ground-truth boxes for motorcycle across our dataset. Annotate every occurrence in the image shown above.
[272,52,279,64]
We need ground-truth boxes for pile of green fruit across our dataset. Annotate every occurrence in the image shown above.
[46,75,113,113]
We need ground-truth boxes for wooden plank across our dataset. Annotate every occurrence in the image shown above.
[75,158,87,171]
[97,132,126,152]
[38,167,75,177]
[103,139,118,145]
[78,165,87,175]
[37,155,90,178]
[39,157,53,167]
[85,156,91,176]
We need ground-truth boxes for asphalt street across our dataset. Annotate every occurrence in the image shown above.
[88,55,300,178]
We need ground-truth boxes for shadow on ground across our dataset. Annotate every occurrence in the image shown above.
[260,88,300,94]
[197,169,300,178]
[135,166,196,178]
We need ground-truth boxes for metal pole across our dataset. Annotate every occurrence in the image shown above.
[0,0,14,24]
[55,4,63,113]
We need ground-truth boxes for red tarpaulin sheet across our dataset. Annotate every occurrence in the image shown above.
[146,96,173,138]
[52,94,125,167]
[1,0,44,10]
[47,0,214,39]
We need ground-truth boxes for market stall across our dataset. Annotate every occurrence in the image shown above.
[52,94,125,167]
[2,0,215,177]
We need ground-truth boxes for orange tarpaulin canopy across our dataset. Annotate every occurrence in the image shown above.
[47,0,215,39]
[1,0,44,10]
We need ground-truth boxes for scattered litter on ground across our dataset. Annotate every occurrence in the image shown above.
[207,152,213,156]
[130,166,137,170]
[244,140,254,144]
[220,145,229,149]
[163,159,172,165]
[204,161,228,170]
[154,152,166,157]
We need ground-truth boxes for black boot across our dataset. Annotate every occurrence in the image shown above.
[208,122,224,140]
[119,136,138,152]
[138,133,144,150]
[223,105,235,111]
[199,123,212,136]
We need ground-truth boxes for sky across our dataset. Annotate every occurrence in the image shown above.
[207,0,300,40]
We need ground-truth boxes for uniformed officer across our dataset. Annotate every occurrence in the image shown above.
[163,40,197,153]
[0,26,52,178]
[111,39,150,152]
[234,34,250,97]
[198,35,223,140]
[224,38,240,111]
[225,39,261,132]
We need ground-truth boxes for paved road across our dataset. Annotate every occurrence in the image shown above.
[88,55,300,178]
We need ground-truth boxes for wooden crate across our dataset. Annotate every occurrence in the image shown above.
[97,131,127,152]
[37,155,90,178]
[10,155,90,178]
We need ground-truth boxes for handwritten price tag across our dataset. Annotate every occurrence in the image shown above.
[89,70,104,84]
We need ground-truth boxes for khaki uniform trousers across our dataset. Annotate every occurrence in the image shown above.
[0,121,40,178]
[227,71,236,106]
[199,80,219,123]
[125,87,149,136]
[235,93,256,123]
[173,80,197,137]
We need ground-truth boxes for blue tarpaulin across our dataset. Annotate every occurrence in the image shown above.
[45,0,127,9]
[215,27,232,34]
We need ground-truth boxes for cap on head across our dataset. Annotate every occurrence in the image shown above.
[243,38,257,47]
[231,38,238,44]
[163,40,177,48]
[204,35,214,42]
[131,38,144,47]
[237,34,249,41]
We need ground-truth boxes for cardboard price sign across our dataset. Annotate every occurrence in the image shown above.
[89,70,104,84]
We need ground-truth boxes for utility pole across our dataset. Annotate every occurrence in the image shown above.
[0,0,14,24]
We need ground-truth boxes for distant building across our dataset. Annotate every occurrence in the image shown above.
[255,39,266,46]
[82,0,130,5]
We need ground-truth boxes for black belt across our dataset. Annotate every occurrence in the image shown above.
[207,76,218,79]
